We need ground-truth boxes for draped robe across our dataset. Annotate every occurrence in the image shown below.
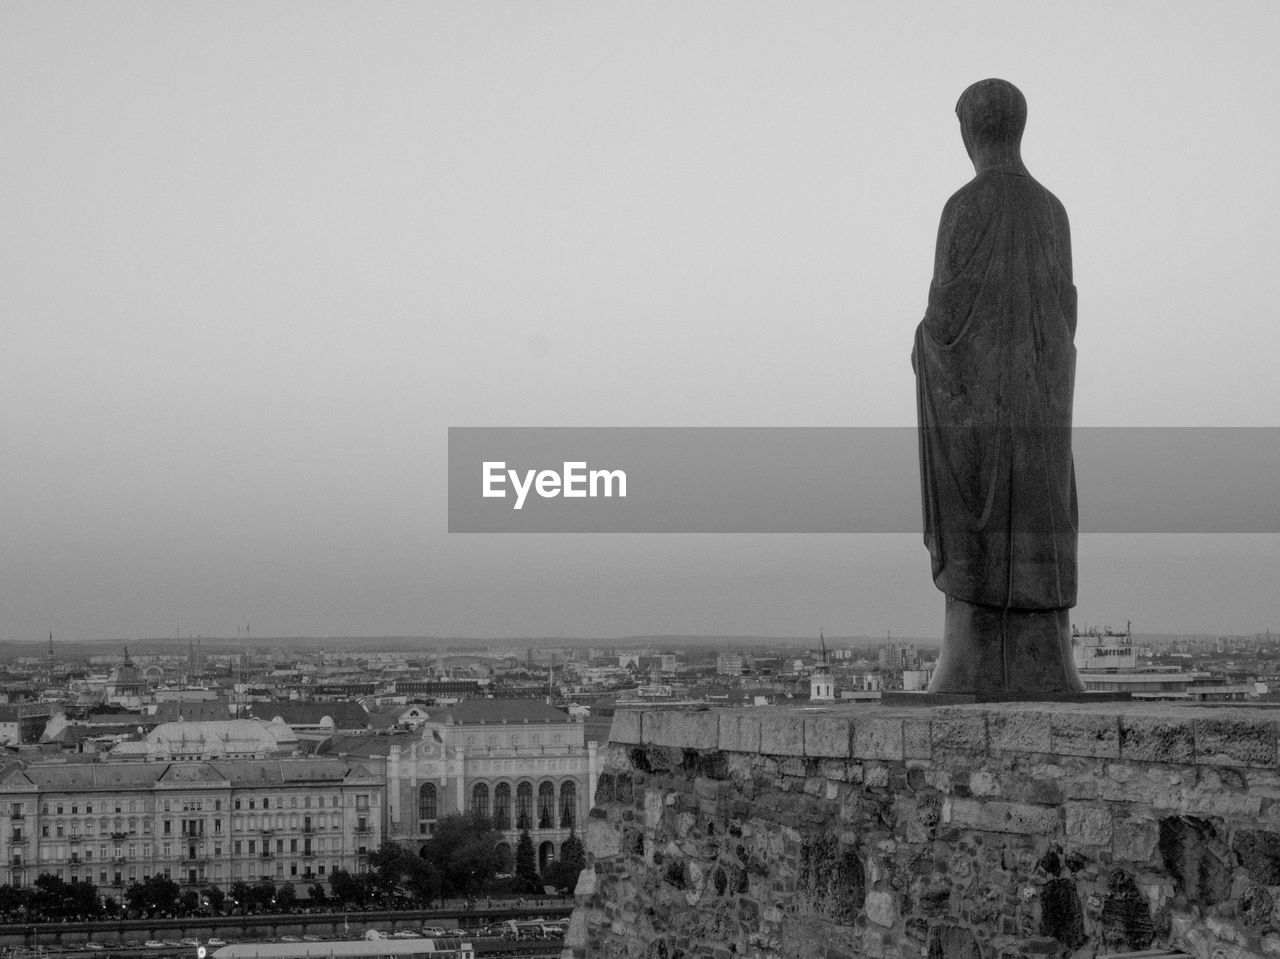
[912,166,1078,610]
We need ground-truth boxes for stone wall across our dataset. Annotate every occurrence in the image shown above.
[562,702,1280,959]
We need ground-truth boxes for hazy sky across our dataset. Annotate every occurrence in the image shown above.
[4,2,1279,642]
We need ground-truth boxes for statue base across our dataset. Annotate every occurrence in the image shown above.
[925,596,1092,698]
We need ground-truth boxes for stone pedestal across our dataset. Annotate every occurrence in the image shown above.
[927,596,1087,698]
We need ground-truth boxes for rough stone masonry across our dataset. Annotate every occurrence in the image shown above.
[562,702,1280,958]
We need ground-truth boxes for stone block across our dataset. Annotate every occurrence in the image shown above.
[852,716,905,761]
[642,708,718,750]
[988,709,1051,753]
[949,798,1060,835]
[1195,716,1278,768]
[1050,711,1120,758]
[932,710,988,753]
[805,716,853,758]
[903,717,932,759]
[1064,803,1113,846]
[1112,817,1158,864]
[1119,714,1195,763]
[719,711,762,754]
[609,709,643,745]
[759,710,806,757]
[585,817,622,860]
[864,889,898,928]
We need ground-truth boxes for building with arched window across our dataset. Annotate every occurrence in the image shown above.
[384,699,600,878]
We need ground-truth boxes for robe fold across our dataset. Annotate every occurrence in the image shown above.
[913,166,1078,610]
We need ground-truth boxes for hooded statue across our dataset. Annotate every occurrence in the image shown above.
[913,79,1085,696]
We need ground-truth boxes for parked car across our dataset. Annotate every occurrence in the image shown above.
[144,941,165,949]
[206,939,227,947]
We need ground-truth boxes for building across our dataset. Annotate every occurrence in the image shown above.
[108,719,299,761]
[0,758,382,894]
[383,699,600,875]
[242,701,371,743]
[809,634,835,702]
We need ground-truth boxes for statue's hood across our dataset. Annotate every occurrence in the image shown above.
[956,78,1026,156]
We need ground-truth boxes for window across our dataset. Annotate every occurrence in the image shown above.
[559,782,577,828]
[234,799,241,811]
[493,784,511,830]
[234,841,242,855]
[248,840,256,854]
[263,798,269,810]
[471,784,489,818]
[418,784,437,822]
[516,782,533,830]
[356,795,369,810]
[537,782,555,829]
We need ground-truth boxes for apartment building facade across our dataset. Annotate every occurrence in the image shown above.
[0,758,382,893]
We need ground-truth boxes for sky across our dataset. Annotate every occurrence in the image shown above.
[3,2,1279,643]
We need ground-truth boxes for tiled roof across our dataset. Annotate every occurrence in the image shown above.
[243,701,370,728]
[314,731,421,759]
[0,757,375,792]
[428,699,571,726]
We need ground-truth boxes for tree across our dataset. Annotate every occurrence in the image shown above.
[514,829,540,892]
[418,811,503,898]
[368,840,408,903]
[307,882,328,906]
[67,879,103,920]
[179,890,199,916]
[228,881,251,915]
[33,874,70,920]
[329,868,366,907]
[0,882,31,921]
[275,883,296,911]
[203,885,226,915]
[546,830,585,896]
[125,875,179,917]
[250,878,275,912]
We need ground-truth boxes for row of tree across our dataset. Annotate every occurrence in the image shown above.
[0,813,585,923]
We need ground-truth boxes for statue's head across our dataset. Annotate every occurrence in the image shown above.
[956,79,1027,168]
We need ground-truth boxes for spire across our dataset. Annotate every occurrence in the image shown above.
[48,630,54,661]
[819,628,828,665]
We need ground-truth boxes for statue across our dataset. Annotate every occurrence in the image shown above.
[912,79,1085,696]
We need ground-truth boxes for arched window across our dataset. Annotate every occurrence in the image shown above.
[559,781,577,829]
[493,783,511,831]
[537,782,555,829]
[418,784,437,822]
[472,783,490,819]
[516,782,533,831]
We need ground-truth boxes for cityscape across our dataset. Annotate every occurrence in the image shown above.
[0,626,1276,914]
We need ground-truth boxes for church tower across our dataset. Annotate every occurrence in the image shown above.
[810,629,835,702]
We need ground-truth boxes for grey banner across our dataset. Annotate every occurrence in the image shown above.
[448,427,1280,533]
